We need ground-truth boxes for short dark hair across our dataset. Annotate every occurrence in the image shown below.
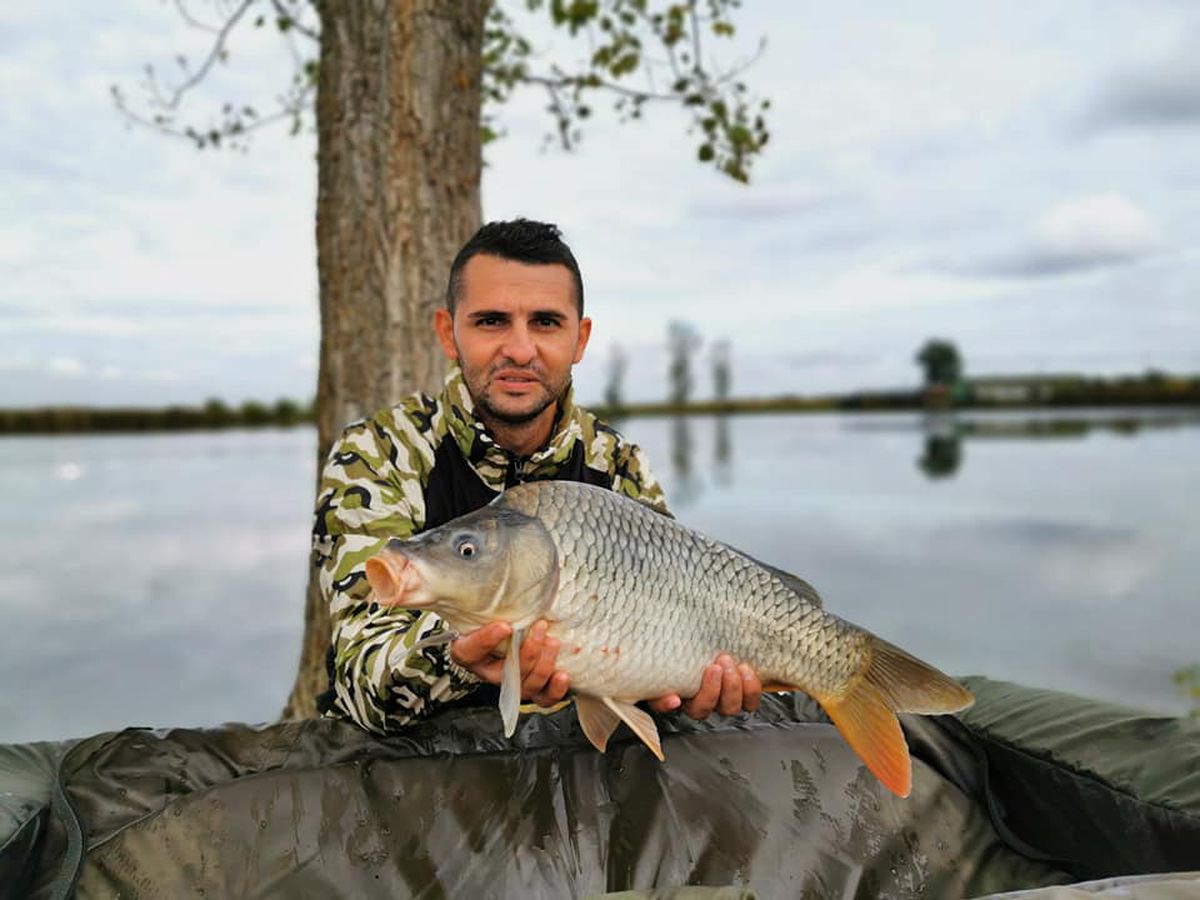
[446,218,585,316]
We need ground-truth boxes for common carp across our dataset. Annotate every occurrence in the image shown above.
[365,480,972,797]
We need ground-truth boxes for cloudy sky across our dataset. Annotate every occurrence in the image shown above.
[2,1,1198,408]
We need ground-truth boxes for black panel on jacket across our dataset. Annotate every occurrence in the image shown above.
[422,438,613,530]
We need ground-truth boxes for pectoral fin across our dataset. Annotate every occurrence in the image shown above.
[408,630,459,654]
[601,698,665,761]
[499,628,524,737]
[575,695,622,752]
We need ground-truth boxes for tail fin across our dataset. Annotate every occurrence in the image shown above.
[818,638,973,798]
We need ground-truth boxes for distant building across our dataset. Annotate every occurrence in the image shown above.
[968,374,1084,405]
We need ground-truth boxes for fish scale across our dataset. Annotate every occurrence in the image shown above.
[366,479,974,798]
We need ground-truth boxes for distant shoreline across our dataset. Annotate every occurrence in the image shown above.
[3,372,1198,435]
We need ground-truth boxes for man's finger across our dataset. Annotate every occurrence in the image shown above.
[716,657,743,717]
[682,664,723,720]
[450,622,511,667]
[646,694,682,714]
[533,670,570,707]
[519,620,547,668]
[739,663,762,713]
[523,635,560,697]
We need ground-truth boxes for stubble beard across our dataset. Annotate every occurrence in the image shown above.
[462,360,570,427]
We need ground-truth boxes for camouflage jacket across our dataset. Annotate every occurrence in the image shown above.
[312,365,669,734]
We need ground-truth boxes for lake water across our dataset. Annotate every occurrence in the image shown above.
[2,408,1197,743]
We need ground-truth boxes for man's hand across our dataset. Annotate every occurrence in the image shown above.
[450,619,570,707]
[646,654,762,720]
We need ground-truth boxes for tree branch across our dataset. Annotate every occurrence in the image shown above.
[114,0,318,150]
[172,0,222,35]
[152,0,255,112]
[269,0,321,42]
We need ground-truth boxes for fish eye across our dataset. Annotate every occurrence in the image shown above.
[454,535,479,559]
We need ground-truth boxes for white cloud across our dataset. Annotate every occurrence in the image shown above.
[939,193,1166,280]
[0,354,38,374]
[49,357,85,376]
[1034,193,1163,262]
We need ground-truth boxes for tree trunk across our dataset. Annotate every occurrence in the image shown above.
[283,0,486,719]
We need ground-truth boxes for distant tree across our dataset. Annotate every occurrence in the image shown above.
[274,397,301,425]
[603,343,627,411]
[916,339,963,387]
[241,400,272,425]
[667,321,702,406]
[202,397,233,427]
[711,338,731,401]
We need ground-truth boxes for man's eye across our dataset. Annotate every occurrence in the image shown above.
[534,317,560,328]
[477,316,502,327]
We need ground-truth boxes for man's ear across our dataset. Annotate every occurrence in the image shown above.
[573,316,593,364]
[433,308,458,361]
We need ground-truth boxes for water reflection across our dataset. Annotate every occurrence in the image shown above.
[669,415,701,506]
[918,415,963,480]
[714,414,732,486]
[663,409,1200,489]
[913,409,1200,480]
[667,414,735,503]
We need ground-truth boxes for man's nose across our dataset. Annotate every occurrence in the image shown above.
[501,325,536,365]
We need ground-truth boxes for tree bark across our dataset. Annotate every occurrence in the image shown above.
[283,0,486,719]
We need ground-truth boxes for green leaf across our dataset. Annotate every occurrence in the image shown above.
[698,143,714,162]
[728,124,751,147]
[611,52,640,76]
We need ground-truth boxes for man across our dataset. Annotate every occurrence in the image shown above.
[313,219,760,733]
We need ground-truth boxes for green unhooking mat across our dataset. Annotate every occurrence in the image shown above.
[1,678,1197,898]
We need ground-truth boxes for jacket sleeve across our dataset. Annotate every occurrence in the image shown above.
[612,440,671,516]
[311,417,482,734]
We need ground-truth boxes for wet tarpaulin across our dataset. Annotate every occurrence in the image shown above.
[2,678,1198,899]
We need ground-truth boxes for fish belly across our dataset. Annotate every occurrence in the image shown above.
[545,552,789,702]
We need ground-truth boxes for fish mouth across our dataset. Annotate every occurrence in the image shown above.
[364,548,426,606]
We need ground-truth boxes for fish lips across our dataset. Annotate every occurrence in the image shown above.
[364,546,427,606]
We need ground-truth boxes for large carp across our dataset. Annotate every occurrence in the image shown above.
[365,480,972,797]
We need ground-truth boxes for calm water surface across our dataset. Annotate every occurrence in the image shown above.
[1,408,1197,743]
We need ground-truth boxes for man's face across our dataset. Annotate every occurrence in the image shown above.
[434,254,592,426]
